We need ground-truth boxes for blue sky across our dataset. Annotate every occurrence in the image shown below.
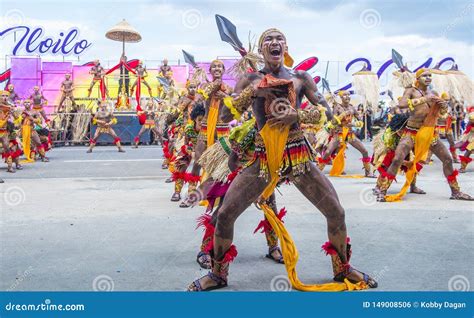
[1,0,473,86]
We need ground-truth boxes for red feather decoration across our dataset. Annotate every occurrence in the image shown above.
[223,245,238,263]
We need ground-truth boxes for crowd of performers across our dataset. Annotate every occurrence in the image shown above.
[151,29,473,292]
[0,57,179,182]
[1,27,473,292]
[0,84,52,183]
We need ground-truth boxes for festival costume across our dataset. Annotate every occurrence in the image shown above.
[194,118,284,269]
[170,120,201,202]
[434,113,459,162]
[7,88,20,105]
[189,72,372,292]
[372,113,426,194]
[133,105,161,148]
[318,106,371,177]
[375,79,470,201]
[130,64,153,96]
[0,100,13,170]
[458,108,474,172]
[58,78,76,109]
[7,110,24,170]
[21,107,44,161]
[167,92,202,198]
[300,103,327,154]
[87,64,108,98]
[87,111,123,152]
[160,105,179,170]
[179,75,233,206]
[199,81,233,149]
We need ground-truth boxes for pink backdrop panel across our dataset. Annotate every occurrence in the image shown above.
[12,79,38,100]
[42,62,72,72]
[169,65,187,85]
[10,57,41,98]
[42,72,67,90]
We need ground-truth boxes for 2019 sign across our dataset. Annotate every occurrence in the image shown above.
[0,26,92,56]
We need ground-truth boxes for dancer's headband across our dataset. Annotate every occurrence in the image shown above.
[258,28,293,67]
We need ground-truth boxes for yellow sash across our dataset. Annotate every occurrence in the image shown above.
[329,127,364,178]
[385,126,434,202]
[21,124,34,163]
[259,123,366,291]
[259,123,290,199]
[206,98,219,147]
[329,127,348,176]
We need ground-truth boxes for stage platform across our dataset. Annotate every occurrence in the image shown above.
[89,112,152,145]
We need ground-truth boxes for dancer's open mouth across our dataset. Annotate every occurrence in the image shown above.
[270,46,281,57]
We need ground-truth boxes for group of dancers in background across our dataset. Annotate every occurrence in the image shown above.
[0,58,177,182]
[0,84,52,183]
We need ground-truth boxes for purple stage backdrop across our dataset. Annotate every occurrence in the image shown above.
[7,57,239,114]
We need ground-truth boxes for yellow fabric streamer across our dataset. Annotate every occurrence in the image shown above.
[21,124,34,163]
[261,204,367,291]
[258,123,367,291]
[329,127,348,176]
[284,52,294,68]
[259,123,290,199]
[223,97,241,120]
[206,98,219,147]
[197,88,209,100]
[385,126,434,202]
[329,127,364,178]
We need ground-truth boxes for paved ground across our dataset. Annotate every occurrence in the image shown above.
[0,142,472,292]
